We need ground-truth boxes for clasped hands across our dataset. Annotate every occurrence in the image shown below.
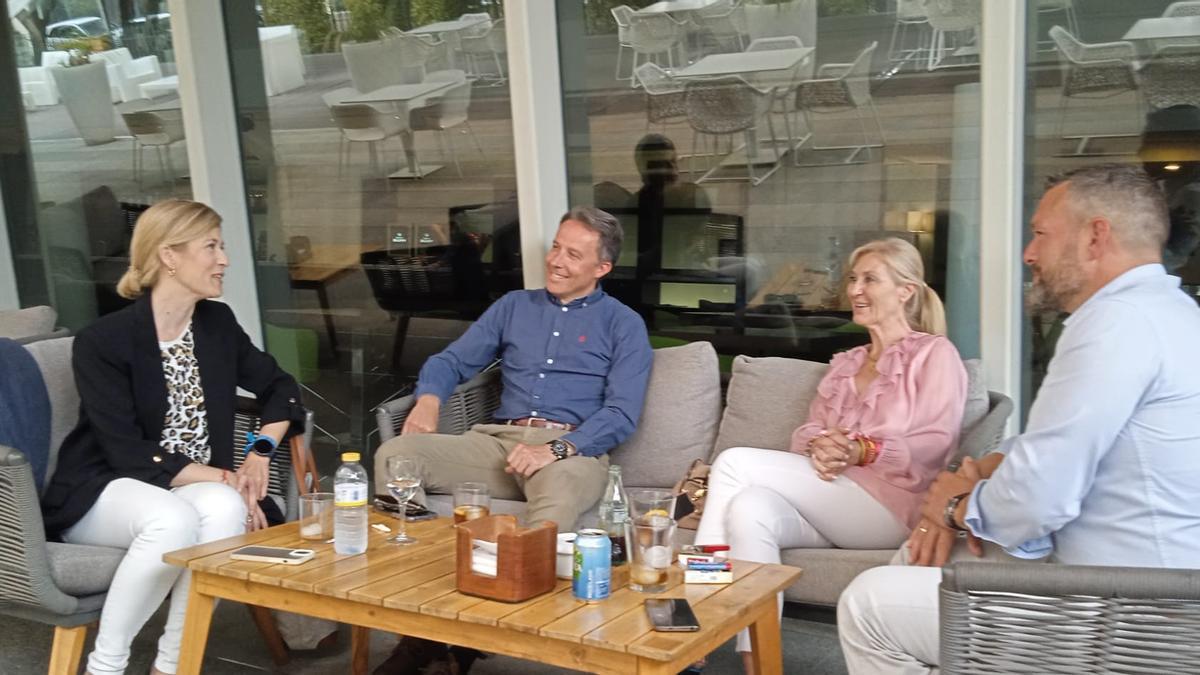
[403,394,556,478]
[806,428,862,481]
[907,456,984,567]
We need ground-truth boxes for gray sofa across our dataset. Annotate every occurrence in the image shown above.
[0,305,70,344]
[376,340,1012,607]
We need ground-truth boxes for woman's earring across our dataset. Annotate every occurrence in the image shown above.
[168,267,177,277]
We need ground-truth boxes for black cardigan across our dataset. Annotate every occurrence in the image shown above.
[41,295,305,538]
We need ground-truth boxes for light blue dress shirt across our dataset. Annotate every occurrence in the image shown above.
[413,287,652,457]
[965,264,1200,566]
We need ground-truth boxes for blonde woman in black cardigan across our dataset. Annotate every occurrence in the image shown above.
[41,200,304,675]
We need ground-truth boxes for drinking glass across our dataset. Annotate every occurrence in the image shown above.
[453,481,491,524]
[626,515,676,593]
[627,488,677,521]
[385,456,421,544]
[298,492,333,540]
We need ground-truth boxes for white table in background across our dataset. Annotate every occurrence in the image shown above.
[408,16,489,36]
[674,47,814,79]
[344,80,456,179]
[638,0,721,15]
[1122,15,1200,42]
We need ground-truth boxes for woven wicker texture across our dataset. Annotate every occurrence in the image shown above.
[684,76,760,135]
[636,62,687,123]
[1165,1,1200,17]
[941,562,1200,674]
[1141,46,1200,110]
[376,367,504,442]
[1050,26,1138,97]
[628,13,685,56]
[797,41,876,111]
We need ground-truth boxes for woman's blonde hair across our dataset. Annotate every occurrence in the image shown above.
[116,199,223,299]
[846,237,947,335]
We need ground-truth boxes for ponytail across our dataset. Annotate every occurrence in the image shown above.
[913,284,947,335]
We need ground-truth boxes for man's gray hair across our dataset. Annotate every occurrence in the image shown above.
[560,206,624,264]
[1052,164,1168,253]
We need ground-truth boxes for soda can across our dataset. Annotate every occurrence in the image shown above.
[572,528,612,602]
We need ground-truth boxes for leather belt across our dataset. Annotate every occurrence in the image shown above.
[500,417,577,431]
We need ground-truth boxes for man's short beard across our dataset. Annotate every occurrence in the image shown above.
[1025,252,1085,314]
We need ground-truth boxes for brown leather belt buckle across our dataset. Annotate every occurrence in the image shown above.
[502,417,576,431]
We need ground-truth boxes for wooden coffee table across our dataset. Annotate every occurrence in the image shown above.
[165,515,802,674]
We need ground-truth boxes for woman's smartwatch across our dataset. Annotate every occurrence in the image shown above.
[244,432,277,460]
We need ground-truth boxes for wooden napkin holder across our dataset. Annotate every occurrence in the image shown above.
[455,515,557,602]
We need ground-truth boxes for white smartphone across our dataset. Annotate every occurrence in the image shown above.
[230,545,315,565]
[645,598,701,632]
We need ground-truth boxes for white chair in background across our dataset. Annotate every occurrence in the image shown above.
[342,39,401,94]
[627,12,687,88]
[1141,45,1200,111]
[1048,25,1141,156]
[923,0,981,71]
[612,5,637,82]
[92,47,163,102]
[410,70,485,177]
[888,0,930,65]
[325,97,408,176]
[460,18,507,84]
[1036,0,1079,44]
[634,61,687,131]
[258,25,306,95]
[121,110,186,186]
[745,36,812,148]
[683,75,779,185]
[41,51,70,68]
[381,28,441,84]
[794,41,886,166]
[696,0,747,52]
[18,66,59,106]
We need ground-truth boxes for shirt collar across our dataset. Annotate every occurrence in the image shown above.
[543,285,606,308]
[1065,263,1168,324]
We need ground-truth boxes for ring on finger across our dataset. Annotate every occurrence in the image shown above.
[918,526,929,533]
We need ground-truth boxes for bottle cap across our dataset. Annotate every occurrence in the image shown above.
[342,452,361,462]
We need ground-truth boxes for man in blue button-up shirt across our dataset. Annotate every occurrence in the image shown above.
[374,206,652,531]
[837,165,1200,674]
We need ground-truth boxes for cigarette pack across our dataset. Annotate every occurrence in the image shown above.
[684,569,733,584]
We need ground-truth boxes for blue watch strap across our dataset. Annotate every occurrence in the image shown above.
[244,432,278,459]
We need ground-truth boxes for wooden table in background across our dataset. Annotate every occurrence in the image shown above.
[165,515,801,675]
[287,244,377,351]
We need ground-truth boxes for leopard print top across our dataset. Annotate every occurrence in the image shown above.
[159,324,212,465]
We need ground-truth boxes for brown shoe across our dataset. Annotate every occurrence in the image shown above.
[372,636,447,675]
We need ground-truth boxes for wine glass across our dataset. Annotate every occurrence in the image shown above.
[385,456,421,545]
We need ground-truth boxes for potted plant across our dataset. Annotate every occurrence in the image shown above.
[50,38,118,145]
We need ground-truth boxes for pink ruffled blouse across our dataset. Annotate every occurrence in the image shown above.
[790,332,968,529]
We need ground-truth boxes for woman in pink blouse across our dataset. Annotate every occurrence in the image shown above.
[694,237,967,672]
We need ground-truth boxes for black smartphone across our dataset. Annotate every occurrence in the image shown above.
[645,598,701,632]
[374,495,437,521]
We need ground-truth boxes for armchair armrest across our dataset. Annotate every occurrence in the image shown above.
[125,55,163,79]
[0,445,83,616]
[375,367,503,443]
[232,398,318,520]
[952,390,1013,463]
[815,62,853,79]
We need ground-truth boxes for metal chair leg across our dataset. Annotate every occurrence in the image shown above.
[464,120,486,159]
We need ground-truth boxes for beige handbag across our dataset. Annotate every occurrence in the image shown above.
[672,459,711,530]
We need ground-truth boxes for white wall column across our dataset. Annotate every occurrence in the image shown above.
[168,0,263,346]
[0,186,18,310]
[979,0,1026,432]
[505,1,569,289]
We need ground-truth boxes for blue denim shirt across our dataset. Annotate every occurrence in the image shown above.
[965,264,1200,566]
[414,287,653,457]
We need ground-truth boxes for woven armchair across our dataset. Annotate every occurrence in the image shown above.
[695,0,747,52]
[941,561,1200,673]
[376,366,503,442]
[627,12,687,78]
[1141,45,1200,111]
[460,18,507,84]
[684,75,779,185]
[0,337,317,673]
[745,36,812,148]
[794,41,885,166]
[612,4,637,82]
[1048,25,1142,156]
[635,61,687,129]
[924,0,981,70]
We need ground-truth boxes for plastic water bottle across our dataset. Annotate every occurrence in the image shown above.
[597,464,629,565]
[334,451,369,555]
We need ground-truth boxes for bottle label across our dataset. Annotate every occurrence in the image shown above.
[335,484,367,507]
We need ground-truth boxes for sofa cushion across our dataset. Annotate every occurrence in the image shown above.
[780,547,895,606]
[611,341,722,488]
[46,542,124,596]
[961,358,989,433]
[713,355,828,456]
[0,306,56,340]
[24,337,78,486]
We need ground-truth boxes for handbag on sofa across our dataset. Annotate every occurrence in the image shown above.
[672,458,711,530]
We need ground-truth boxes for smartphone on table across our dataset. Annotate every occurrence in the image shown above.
[374,494,438,521]
[645,598,701,632]
[230,546,315,565]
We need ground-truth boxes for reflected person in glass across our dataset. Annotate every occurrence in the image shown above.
[39,199,307,675]
[693,237,968,674]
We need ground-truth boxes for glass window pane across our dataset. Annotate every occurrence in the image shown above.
[225,1,522,453]
[558,0,982,367]
[1022,0,1200,408]
[6,5,189,331]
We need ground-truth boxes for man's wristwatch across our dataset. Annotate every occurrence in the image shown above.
[944,492,971,532]
[245,432,277,460]
[549,439,574,461]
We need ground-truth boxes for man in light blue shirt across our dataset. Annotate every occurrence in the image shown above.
[838,164,1200,674]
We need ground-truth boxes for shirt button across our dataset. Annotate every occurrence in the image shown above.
[531,410,538,416]
[546,358,554,364]
[561,307,568,312]
[152,455,163,463]
[534,395,540,399]
[539,373,545,379]
[583,303,588,307]
[553,331,560,337]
